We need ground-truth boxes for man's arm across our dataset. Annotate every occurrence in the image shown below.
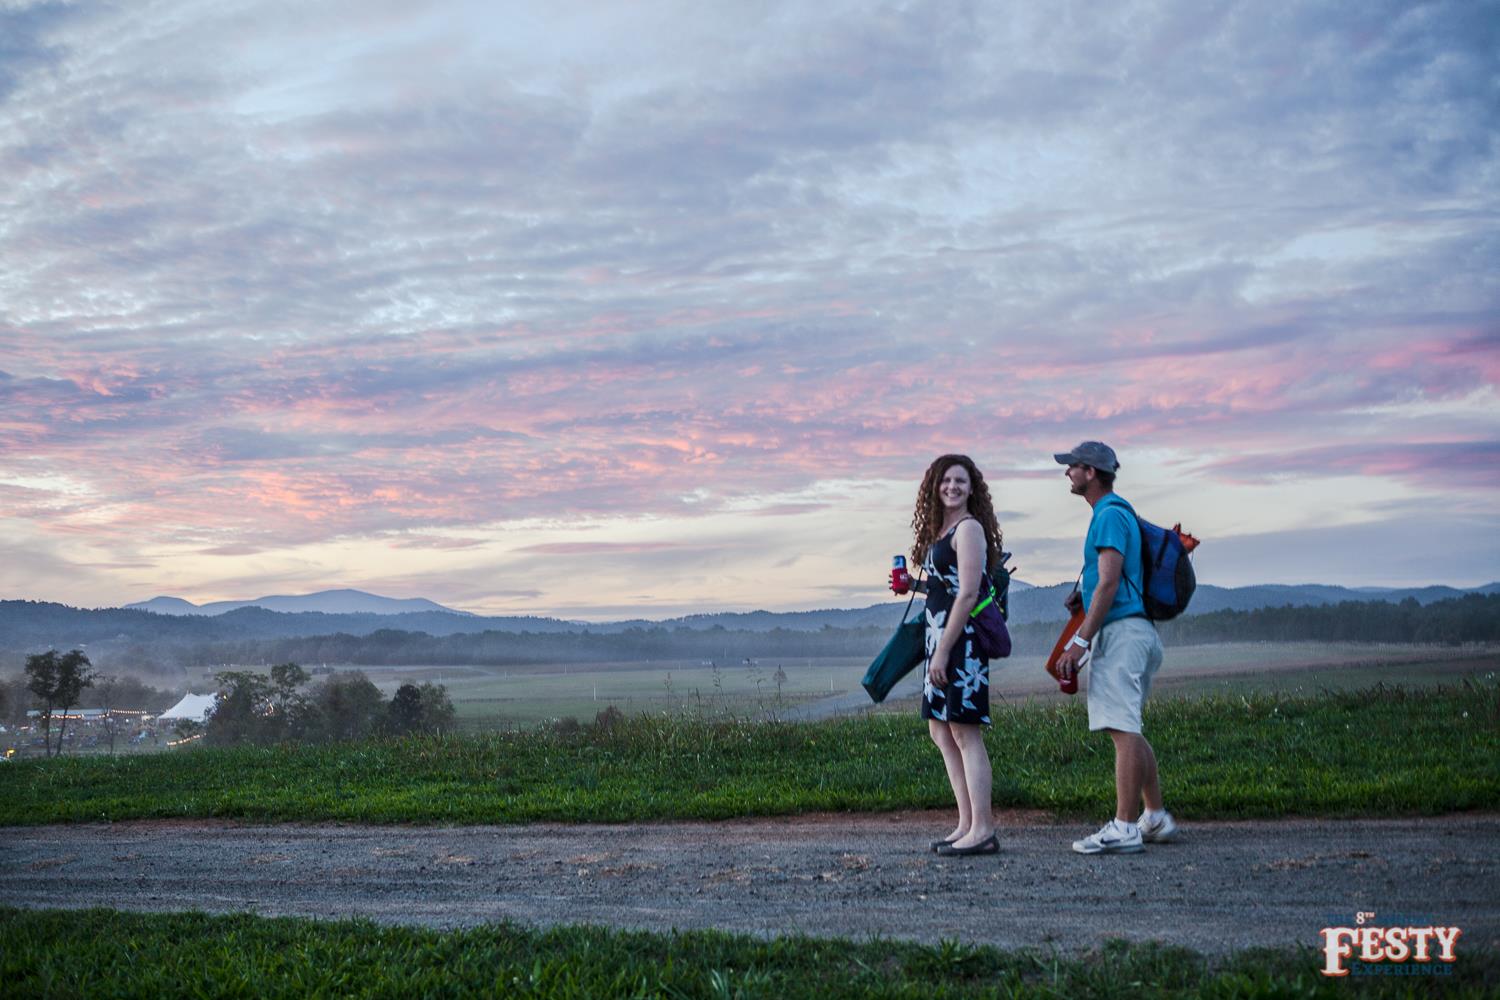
[1055,548,1123,679]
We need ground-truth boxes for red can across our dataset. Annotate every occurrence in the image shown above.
[890,555,911,594]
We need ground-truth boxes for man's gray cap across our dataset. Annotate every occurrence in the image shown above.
[1053,441,1120,473]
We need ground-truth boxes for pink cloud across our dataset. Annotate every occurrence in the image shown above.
[1206,441,1500,489]
[515,541,699,556]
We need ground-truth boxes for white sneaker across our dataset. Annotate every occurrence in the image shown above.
[1139,810,1178,844]
[1072,819,1144,855]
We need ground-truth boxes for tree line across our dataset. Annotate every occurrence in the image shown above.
[1156,593,1500,645]
[118,593,1500,668]
[3,652,454,753]
[195,663,455,747]
[3,595,1493,686]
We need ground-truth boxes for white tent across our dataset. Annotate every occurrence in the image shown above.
[157,693,217,721]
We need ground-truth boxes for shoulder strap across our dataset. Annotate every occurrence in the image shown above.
[1083,496,1147,598]
[898,567,925,625]
[941,515,978,539]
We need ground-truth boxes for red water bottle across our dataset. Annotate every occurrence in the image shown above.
[890,555,911,594]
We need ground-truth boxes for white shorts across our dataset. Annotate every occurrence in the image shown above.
[1085,616,1163,734]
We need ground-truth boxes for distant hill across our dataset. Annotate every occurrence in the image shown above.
[125,589,473,617]
[2,580,1494,664]
[636,580,1500,631]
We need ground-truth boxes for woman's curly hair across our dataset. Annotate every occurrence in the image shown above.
[911,454,1003,571]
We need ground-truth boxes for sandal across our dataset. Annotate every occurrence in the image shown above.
[936,834,999,856]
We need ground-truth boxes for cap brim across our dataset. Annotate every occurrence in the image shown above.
[1053,452,1076,465]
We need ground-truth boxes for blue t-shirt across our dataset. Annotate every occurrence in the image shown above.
[1081,494,1146,623]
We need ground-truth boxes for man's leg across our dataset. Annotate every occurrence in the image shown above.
[1108,730,1160,823]
[1139,735,1162,814]
[929,719,972,841]
[948,722,993,848]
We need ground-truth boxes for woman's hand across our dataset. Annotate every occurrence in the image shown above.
[928,649,950,687]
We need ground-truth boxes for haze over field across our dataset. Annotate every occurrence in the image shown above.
[1,1,1496,620]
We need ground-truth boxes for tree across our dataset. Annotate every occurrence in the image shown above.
[95,674,121,755]
[311,671,385,741]
[24,649,94,757]
[268,662,311,738]
[417,683,455,735]
[386,684,424,735]
[385,682,454,737]
[205,670,274,746]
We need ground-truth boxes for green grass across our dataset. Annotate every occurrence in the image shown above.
[4,907,1495,999]
[1,681,1496,825]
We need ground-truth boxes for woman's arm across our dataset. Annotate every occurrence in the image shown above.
[928,520,984,685]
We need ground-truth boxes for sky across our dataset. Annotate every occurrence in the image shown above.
[1,0,1497,620]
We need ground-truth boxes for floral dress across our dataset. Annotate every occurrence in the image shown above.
[921,521,992,725]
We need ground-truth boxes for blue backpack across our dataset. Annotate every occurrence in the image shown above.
[1100,497,1197,621]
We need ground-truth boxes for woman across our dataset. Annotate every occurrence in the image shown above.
[907,454,1004,856]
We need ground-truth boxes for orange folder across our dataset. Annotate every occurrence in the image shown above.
[1045,608,1085,684]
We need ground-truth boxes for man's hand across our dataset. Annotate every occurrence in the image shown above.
[1055,644,1084,680]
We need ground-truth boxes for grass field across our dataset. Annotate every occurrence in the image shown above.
[172,656,866,728]
[171,642,1499,729]
[3,907,1494,999]
[2,681,1495,826]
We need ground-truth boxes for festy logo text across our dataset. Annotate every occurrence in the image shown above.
[1320,911,1462,977]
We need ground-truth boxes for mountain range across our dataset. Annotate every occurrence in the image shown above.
[3,582,1495,673]
[97,580,1500,634]
[125,590,472,617]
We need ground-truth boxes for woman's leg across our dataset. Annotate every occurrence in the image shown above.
[928,718,971,841]
[947,722,994,847]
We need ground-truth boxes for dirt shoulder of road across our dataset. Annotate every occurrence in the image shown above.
[4,811,1497,955]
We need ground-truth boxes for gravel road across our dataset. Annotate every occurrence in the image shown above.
[4,813,1496,955]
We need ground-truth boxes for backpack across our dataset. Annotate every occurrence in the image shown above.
[991,551,1014,620]
[1098,497,1198,621]
[966,551,1015,660]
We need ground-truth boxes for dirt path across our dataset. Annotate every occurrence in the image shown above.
[4,813,1496,955]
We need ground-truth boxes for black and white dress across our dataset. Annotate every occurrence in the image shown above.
[921,522,992,725]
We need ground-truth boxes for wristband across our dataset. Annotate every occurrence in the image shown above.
[1068,634,1090,651]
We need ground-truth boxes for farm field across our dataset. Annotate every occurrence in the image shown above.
[10,643,1491,762]
[178,642,1491,728]
[180,656,866,728]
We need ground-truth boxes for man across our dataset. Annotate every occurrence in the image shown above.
[1053,441,1177,854]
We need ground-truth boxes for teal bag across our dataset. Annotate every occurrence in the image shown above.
[862,576,926,703]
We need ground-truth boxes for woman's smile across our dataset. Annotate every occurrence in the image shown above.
[939,465,971,510]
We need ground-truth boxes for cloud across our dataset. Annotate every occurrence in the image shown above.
[0,2,79,103]
[1,0,1496,611]
[1196,512,1500,589]
[514,542,697,556]
[1205,440,1500,489]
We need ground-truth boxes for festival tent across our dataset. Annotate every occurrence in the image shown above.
[157,693,217,721]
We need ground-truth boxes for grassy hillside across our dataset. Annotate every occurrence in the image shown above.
[2,681,1495,825]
